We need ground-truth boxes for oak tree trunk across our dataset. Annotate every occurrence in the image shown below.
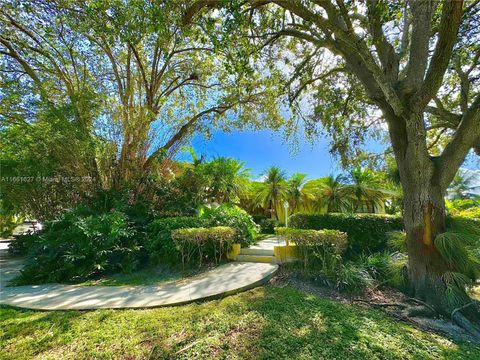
[403,180,448,303]
[387,110,479,328]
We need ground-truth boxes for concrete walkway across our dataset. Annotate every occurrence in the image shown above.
[249,237,286,250]
[0,243,25,291]
[0,262,278,310]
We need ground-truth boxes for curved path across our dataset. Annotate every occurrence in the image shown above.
[0,262,278,310]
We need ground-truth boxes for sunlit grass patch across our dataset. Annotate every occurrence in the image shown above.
[1,286,479,359]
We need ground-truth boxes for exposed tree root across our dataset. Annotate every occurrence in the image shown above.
[271,274,480,343]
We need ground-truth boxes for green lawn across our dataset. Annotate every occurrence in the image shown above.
[1,286,479,359]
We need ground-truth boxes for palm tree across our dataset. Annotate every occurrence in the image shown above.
[205,157,251,203]
[286,173,308,213]
[347,167,391,212]
[304,175,351,213]
[255,166,288,219]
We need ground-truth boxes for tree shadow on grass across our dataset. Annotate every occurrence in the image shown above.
[0,305,87,358]
[240,286,480,360]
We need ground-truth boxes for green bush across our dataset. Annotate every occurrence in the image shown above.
[200,204,258,246]
[253,215,279,234]
[289,213,404,254]
[145,216,207,264]
[16,210,139,284]
[447,198,480,212]
[0,212,21,237]
[8,232,40,257]
[275,227,347,271]
[446,216,480,240]
[172,226,236,266]
[455,207,480,219]
[145,206,258,264]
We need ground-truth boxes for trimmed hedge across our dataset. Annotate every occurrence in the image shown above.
[146,216,208,264]
[289,213,404,255]
[146,205,258,264]
[172,226,236,266]
[275,227,347,270]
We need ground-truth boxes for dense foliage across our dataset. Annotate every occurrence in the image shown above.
[199,204,258,246]
[289,213,404,254]
[146,216,208,265]
[15,210,140,284]
[252,215,279,234]
[447,197,480,220]
[172,226,235,266]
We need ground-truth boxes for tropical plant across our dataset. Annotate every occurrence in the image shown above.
[254,166,288,220]
[304,175,351,213]
[15,209,140,284]
[202,157,251,204]
[286,173,308,213]
[346,167,391,212]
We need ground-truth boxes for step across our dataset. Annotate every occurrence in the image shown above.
[239,248,274,256]
[235,254,277,263]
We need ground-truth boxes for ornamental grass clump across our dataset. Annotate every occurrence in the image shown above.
[172,226,236,267]
[275,227,347,271]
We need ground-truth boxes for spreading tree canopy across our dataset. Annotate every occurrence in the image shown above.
[186,0,480,332]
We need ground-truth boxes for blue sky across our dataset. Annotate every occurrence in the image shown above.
[185,129,379,179]
[182,129,480,181]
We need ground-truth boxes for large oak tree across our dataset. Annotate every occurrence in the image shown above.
[186,0,480,329]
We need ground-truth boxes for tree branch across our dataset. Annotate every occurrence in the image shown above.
[438,93,480,190]
[416,0,464,109]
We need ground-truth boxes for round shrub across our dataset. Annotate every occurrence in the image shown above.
[200,204,259,246]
